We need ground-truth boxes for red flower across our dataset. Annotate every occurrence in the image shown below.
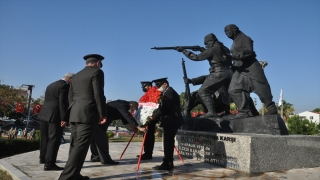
[139,86,161,103]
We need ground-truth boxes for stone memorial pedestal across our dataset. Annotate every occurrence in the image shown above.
[175,131,320,173]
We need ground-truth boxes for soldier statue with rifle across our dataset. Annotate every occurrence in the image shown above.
[152,33,260,119]
[175,33,233,120]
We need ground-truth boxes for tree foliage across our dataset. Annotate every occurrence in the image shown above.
[276,99,295,121]
[286,115,319,135]
[312,108,320,113]
[179,91,202,113]
[0,84,28,117]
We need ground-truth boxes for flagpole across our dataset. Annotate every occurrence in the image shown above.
[279,88,283,119]
[281,99,284,119]
[259,61,268,115]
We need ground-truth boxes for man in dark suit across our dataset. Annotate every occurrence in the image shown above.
[38,72,74,171]
[58,54,107,180]
[149,78,184,170]
[90,100,139,164]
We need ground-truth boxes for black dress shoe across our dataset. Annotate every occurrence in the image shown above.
[102,159,119,165]
[152,162,173,170]
[44,164,64,171]
[90,157,100,162]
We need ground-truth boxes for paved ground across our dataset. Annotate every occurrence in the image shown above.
[1,135,320,180]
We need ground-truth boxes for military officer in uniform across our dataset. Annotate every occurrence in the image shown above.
[59,54,107,180]
[176,33,233,120]
[136,81,157,160]
[149,78,184,170]
[224,24,277,118]
[141,81,152,93]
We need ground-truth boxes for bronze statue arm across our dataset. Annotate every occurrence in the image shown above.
[182,49,211,61]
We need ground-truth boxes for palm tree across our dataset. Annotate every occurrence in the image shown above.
[277,100,295,121]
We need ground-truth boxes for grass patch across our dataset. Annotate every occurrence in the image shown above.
[0,169,13,180]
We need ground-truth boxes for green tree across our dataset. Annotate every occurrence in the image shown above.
[179,92,187,108]
[286,115,318,135]
[259,106,267,115]
[0,84,28,117]
[311,108,320,113]
[277,100,295,121]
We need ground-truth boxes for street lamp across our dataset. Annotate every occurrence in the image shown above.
[21,84,35,129]
[259,61,268,115]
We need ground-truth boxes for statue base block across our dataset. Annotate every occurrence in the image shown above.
[176,130,320,173]
[182,115,289,135]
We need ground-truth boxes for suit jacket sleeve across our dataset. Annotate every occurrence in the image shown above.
[59,83,70,120]
[68,82,74,105]
[119,110,138,127]
[92,69,107,118]
[152,89,173,120]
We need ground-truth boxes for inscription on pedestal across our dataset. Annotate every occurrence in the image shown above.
[176,130,320,173]
[177,131,239,169]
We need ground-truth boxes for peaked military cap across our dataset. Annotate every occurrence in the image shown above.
[140,81,153,88]
[83,54,104,61]
[84,54,104,67]
[152,77,168,87]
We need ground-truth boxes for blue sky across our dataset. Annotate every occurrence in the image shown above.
[0,0,319,113]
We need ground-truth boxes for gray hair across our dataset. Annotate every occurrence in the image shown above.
[63,72,75,79]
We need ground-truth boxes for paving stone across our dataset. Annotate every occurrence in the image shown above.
[0,142,319,179]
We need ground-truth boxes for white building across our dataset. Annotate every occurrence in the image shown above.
[298,111,320,124]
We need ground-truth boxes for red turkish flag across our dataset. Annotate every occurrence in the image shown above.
[15,102,25,113]
[33,104,43,114]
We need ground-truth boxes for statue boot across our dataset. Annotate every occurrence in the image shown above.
[199,97,221,120]
[265,103,277,115]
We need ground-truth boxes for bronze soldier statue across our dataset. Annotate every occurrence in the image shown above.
[176,33,232,120]
[224,24,277,118]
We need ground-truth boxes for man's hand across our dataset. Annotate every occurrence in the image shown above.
[175,47,184,52]
[98,117,107,124]
[61,120,67,127]
[137,126,148,133]
[183,77,192,84]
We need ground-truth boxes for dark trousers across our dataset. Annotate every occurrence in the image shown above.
[162,126,179,162]
[144,121,156,155]
[198,71,232,113]
[229,72,274,112]
[59,123,95,180]
[198,71,231,99]
[90,121,112,163]
[40,120,63,165]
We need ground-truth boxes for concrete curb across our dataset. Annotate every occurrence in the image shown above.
[0,159,32,180]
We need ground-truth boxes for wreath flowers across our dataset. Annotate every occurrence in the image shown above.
[139,86,162,103]
[135,86,162,125]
